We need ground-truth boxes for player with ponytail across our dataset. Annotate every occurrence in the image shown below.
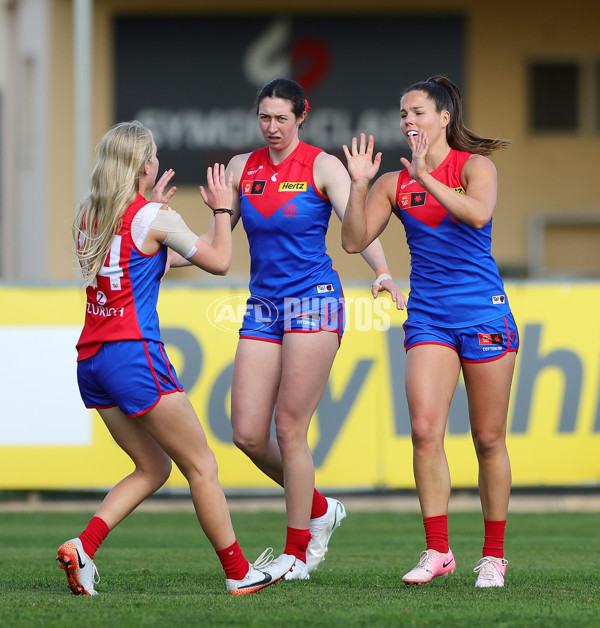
[343,76,516,588]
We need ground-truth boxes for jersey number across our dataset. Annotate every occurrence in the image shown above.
[96,235,124,290]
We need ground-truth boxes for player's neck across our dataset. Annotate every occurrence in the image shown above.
[425,143,451,172]
[268,137,300,166]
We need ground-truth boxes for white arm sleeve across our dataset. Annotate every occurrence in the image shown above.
[145,205,199,259]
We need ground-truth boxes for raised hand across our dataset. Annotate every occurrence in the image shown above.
[400,130,430,182]
[200,163,234,211]
[343,133,382,184]
[150,169,177,204]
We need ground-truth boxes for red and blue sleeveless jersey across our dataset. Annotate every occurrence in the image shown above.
[239,142,341,300]
[395,149,510,327]
[76,193,167,360]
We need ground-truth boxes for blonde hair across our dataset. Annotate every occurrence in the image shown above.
[73,121,154,286]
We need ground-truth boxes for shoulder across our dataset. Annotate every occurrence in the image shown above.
[228,151,253,169]
[313,151,349,188]
[463,153,496,177]
[450,149,493,170]
[297,141,323,157]
[366,171,400,208]
[142,201,168,212]
[314,150,344,171]
[132,202,173,230]
[126,197,155,221]
[227,152,253,181]
[375,170,401,192]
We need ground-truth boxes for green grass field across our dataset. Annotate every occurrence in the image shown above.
[1,508,599,627]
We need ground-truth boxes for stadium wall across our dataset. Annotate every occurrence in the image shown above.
[2,0,600,283]
[1,282,599,491]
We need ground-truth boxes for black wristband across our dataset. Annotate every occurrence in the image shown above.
[213,208,233,216]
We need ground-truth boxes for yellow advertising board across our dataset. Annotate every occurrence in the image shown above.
[1,283,599,490]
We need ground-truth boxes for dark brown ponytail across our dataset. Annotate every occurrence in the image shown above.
[401,76,510,156]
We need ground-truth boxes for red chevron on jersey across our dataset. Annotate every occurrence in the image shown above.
[404,204,448,229]
[247,194,300,219]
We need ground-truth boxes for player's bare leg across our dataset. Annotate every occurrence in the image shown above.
[402,345,461,585]
[231,338,284,483]
[463,352,515,521]
[93,406,173,528]
[139,392,236,550]
[405,344,462,518]
[276,331,339,530]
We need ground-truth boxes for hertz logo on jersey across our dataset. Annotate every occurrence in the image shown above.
[279,182,307,192]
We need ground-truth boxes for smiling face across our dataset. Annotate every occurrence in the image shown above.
[400,90,450,143]
[257,96,306,157]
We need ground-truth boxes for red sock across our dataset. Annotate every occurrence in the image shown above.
[311,489,328,520]
[483,519,506,558]
[215,540,249,580]
[79,516,110,559]
[424,515,449,553]
[284,526,312,563]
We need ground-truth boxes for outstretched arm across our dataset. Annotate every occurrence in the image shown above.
[151,163,234,276]
[196,153,245,249]
[188,162,234,274]
[341,134,406,307]
[315,144,406,310]
[341,134,394,252]
[147,169,189,270]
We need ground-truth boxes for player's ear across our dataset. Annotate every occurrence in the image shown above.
[297,111,307,127]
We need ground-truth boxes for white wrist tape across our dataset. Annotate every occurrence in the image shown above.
[150,208,199,259]
[372,272,392,287]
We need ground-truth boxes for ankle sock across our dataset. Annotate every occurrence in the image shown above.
[311,490,328,520]
[284,526,312,563]
[216,540,249,580]
[483,519,506,558]
[79,516,110,559]
[424,515,449,554]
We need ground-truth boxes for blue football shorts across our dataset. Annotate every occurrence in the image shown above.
[77,339,184,417]
[403,313,519,363]
[239,292,345,344]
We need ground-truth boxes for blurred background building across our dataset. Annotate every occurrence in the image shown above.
[1,0,599,285]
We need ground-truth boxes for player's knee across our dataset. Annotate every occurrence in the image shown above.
[180,451,219,484]
[138,455,172,490]
[153,462,172,489]
[410,415,444,449]
[232,432,250,454]
[274,416,305,451]
[232,430,266,458]
[472,429,505,458]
